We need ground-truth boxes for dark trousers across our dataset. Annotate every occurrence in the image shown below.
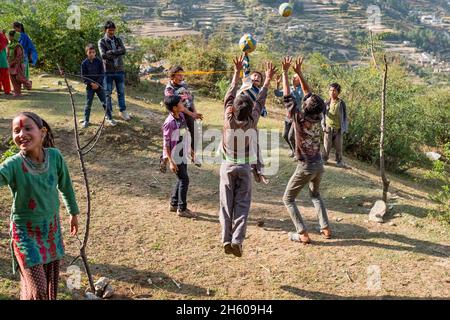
[170,163,189,211]
[84,86,112,122]
[283,120,296,153]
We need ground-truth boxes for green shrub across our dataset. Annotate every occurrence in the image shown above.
[1,0,129,74]
[426,142,450,224]
[0,142,19,163]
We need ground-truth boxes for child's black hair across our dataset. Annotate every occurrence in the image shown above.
[8,30,16,38]
[13,22,24,33]
[303,93,326,116]
[169,66,184,79]
[16,112,55,148]
[104,20,116,30]
[164,95,182,112]
[85,43,96,53]
[234,94,254,121]
[329,82,341,94]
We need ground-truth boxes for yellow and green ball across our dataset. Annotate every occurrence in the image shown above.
[279,3,293,17]
[239,34,257,54]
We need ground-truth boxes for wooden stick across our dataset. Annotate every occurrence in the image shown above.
[57,64,95,293]
[380,55,391,203]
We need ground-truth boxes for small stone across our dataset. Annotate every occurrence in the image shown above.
[147,278,153,285]
[102,284,114,299]
[85,292,101,300]
[257,219,265,227]
[335,217,344,222]
[94,277,110,292]
[206,288,213,296]
[369,200,387,223]
[393,213,402,218]
[388,222,397,227]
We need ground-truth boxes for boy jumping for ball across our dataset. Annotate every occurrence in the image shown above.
[219,55,276,257]
[281,56,332,244]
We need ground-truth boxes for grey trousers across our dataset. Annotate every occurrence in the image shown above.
[323,126,343,163]
[219,163,252,245]
[283,161,329,234]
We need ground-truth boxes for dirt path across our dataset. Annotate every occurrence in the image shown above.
[0,76,449,300]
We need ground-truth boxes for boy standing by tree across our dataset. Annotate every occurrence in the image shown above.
[98,21,130,121]
[81,44,116,128]
[219,55,276,257]
[322,83,349,168]
[281,56,332,244]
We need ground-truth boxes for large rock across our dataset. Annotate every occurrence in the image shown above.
[102,284,114,299]
[369,200,387,223]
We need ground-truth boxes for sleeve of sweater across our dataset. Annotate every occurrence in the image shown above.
[0,158,13,187]
[55,149,80,216]
[81,61,91,86]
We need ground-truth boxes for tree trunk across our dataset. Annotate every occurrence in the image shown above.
[380,55,390,203]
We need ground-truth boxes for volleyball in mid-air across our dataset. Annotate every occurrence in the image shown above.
[279,2,293,17]
[239,33,257,54]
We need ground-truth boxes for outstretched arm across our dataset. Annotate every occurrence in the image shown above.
[282,56,300,118]
[282,56,292,96]
[224,55,245,109]
[292,56,311,96]
[253,61,277,120]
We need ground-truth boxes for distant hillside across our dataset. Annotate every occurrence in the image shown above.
[122,0,450,80]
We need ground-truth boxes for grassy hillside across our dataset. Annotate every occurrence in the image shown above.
[0,73,448,299]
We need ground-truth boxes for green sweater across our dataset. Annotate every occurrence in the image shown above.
[0,148,79,271]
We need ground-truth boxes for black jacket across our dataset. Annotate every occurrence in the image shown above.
[81,57,104,87]
[98,35,126,73]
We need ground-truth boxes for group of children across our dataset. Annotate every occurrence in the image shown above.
[0,43,349,298]
[0,22,37,97]
[161,54,349,256]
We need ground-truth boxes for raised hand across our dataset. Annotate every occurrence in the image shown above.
[233,54,245,72]
[282,56,293,73]
[265,61,277,81]
[276,74,282,86]
[293,56,304,75]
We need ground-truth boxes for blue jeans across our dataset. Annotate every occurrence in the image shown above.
[105,72,126,112]
[84,87,112,122]
[170,163,189,211]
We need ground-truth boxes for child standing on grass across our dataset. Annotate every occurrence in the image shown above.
[0,112,80,300]
[0,29,12,95]
[219,55,276,257]
[163,95,197,218]
[322,82,349,168]
[81,44,116,128]
[7,30,32,97]
[161,66,203,171]
[281,56,332,244]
